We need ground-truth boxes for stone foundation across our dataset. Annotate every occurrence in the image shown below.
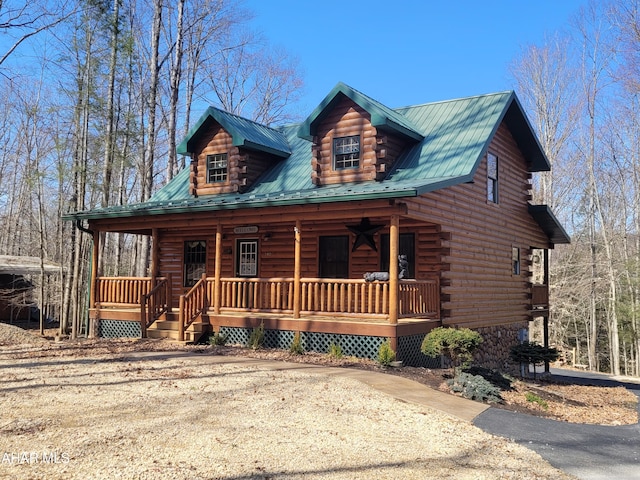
[472,322,529,373]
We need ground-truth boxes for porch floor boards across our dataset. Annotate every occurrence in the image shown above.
[92,307,441,340]
[213,309,436,326]
[93,306,438,325]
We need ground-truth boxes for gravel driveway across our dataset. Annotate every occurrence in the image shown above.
[0,342,575,480]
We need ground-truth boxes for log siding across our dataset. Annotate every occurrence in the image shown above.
[312,96,411,185]
[405,123,549,328]
[191,119,277,196]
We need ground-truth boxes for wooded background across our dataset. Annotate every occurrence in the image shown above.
[0,0,638,377]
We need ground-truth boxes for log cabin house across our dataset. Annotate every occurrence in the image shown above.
[65,83,569,367]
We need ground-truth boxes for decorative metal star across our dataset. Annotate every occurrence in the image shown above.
[347,218,385,252]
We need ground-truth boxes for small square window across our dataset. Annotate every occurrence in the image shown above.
[207,153,228,183]
[487,152,498,203]
[333,136,360,169]
[512,246,520,275]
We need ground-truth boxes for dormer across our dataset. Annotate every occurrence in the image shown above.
[177,107,290,196]
[298,82,424,185]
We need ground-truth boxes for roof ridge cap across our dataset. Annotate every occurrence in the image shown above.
[207,105,284,133]
[394,91,514,110]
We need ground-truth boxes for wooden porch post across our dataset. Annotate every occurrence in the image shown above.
[543,249,550,373]
[389,215,399,326]
[293,220,302,319]
[213,222,223,314]
[151,228,159,281]
[178,295,185,342]
[90,229,99,309]
[87,228,100,339]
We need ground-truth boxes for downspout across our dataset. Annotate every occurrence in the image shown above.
[75,219,94,236]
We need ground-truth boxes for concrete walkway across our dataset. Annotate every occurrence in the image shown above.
[473,368,640,480]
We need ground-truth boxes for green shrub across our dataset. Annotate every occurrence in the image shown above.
[510,341,560,378]
[447,372,502,404]
[289,332,304,355]
[328,343,343,359]
[377,340,396,367]
[525,391,549,410]
[464,366,514,390]
[209,331,228,346]
[421,327,483,369]
[248,322,265,350]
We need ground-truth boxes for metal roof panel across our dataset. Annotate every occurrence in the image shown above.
[177,107,291,157]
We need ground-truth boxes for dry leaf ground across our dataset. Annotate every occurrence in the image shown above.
[0,323,637,479]
[0,323,580,480]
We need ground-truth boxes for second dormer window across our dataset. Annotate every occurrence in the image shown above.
[334,135,360,169]
[207,153,228,183]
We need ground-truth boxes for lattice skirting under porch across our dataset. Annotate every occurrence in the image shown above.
[397,333,443,368]
[97,319,142,338]
[219,326,440,368]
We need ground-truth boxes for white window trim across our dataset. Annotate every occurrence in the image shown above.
[333,135,360,170]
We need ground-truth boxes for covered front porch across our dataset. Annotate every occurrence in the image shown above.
[78,198,444,363]
[90,273,441,357]
[84,203,448,356]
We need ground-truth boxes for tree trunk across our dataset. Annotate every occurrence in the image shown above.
[166,0,184,182]
[138,0,162,276]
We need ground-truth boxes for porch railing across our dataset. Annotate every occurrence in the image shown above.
[399,279,440,318]
[96,277,153,307]
[93,276,441,323]
[140,277,170,336]
[179,275,209,341]
[300,278,388,316]
[215,277,294,312]
[211,277,439,318]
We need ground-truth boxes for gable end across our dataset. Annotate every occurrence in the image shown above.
[311,96,416,185]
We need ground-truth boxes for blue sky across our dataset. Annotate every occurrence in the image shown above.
[245,0,586,111]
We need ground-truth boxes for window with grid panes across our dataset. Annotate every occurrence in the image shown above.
[236,240,258,277]
[333,135,360,169]
[207,153,228,183]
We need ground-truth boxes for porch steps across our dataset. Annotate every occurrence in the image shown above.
[146,319,211,343]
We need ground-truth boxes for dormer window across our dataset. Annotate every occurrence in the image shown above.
[334,135,360,169]
[207,153,228,183]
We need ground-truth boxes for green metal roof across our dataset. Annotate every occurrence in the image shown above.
[528,204,571,244]
[65,84,564,244]
[389,91,550,192]
[298,82,424,142]
[176,106,291,157]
